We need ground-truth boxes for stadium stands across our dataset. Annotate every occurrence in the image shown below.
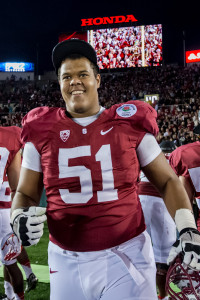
[0,63,200,146]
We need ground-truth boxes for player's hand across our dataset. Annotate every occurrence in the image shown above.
[2,233,22,261]
[11,206,47,247]
[167,228,200,270]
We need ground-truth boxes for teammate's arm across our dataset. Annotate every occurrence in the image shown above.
[141,151,192,217]
[142,152,200,270]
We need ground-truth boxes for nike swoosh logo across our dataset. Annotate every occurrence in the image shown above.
[50,268,58,274]
[100,127,113,135]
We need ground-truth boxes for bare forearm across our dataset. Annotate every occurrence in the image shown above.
[161,177,192,218]
[11,167,44,214]
[11,191,41,213]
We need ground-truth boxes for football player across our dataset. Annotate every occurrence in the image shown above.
[0,127,38,300]
[169,124,200,209]
[0,126,24,300]
[10,39,200,300]
[138,140,177,300]
[168,124,200,269]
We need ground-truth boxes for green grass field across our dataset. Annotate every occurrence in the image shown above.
[0,222,50,299]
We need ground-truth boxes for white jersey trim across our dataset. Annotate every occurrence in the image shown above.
[136,133,161,167]
[73,106,105,126]
[22,142,42,172]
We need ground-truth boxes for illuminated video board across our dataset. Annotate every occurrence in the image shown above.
[88,24,162,69]
[0,62,34,72]
[186,50,200,63]
[59,24,162,70]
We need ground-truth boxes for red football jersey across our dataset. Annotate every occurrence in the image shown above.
[0,126,22,209]
[22,100,159,251]
[138,153,170,197]
[169,141,200,199]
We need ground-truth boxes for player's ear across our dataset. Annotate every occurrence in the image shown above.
[96,74,101,89]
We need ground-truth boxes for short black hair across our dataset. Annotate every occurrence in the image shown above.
[52,39,99,75]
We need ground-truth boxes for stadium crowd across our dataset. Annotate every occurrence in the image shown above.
[1,38,200,300]
[0,63,200,147]
[93,24,162,68]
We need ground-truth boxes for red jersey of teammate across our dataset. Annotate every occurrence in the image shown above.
[169,141,200,199]
[21,100,158,251]
[0,126,22,209]
[138,153,170,197]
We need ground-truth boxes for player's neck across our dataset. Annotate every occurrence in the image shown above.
[67,106,105,127]
[65,106,102,119]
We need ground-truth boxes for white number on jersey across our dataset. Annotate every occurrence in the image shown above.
[59,145,118,204]
[0,147,9,188]
[0,147,10,200]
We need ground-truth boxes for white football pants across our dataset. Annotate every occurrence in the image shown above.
[139,195,177,263]
[48,230,157,300]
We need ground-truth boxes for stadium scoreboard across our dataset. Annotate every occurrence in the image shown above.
[0,62,34,72]
[144,94,159,104]
[186,50,200,64]
[59,14,163,71]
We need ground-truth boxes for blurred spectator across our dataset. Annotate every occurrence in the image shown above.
[0,63,199,147]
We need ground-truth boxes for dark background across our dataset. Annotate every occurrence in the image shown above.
[0,0,199,74]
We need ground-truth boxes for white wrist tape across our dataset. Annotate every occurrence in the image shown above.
[175,208,197,232]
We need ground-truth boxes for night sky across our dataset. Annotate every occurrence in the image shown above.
[0,0,200,74]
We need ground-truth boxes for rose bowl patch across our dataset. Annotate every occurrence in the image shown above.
[116,104,137,118]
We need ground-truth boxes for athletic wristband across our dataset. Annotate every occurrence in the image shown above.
[175,208,197,233]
